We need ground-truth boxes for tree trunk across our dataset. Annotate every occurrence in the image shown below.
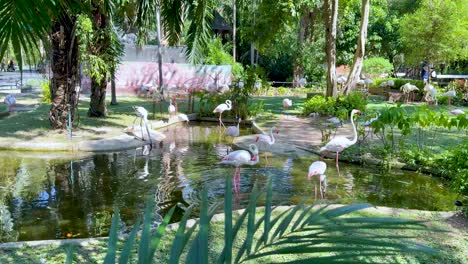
[324,0,338,97]
[88,7,109,117]
[110,70,117,105]
[343,0,370,95]
[88,77,108,117]
[232,0,236,61]
[49,14,79,129]
[293,7,318,87]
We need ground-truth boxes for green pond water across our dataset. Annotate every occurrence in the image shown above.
[0,123,459,242]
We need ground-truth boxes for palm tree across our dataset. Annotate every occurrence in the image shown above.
[0,0,81,129]
[0,0,215,127]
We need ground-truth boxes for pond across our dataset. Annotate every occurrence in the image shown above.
[0,123,459,242]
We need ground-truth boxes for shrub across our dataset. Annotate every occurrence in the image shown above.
[302,93,367,118]
[363,57,393,77]
[205,38,244,78]
[40,80,51,103]
[276,87,289,95]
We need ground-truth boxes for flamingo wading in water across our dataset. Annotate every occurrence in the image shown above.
[219,144,259,194]
[308,161,327,199]
[132,106,152,155]
[255,126,279,163]
[225,117,241,147]
[320,109,361,175]
[213,100,232,128]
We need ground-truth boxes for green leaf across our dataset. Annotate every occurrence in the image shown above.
[168,206,194,264]
[224,173,233,264]
[137,198,155,264]
[104,208,120,264]
[119,220,141,264]
[147,206,176,261]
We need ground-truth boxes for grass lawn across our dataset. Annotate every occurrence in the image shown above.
[0,209,465,263]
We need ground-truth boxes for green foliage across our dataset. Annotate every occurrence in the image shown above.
[204,38,243,78]
[400,0,468,64]
[362,57,393,76]
[302,93,367,119]
[68,175,438,263]
[371,78,425,92]
[39,80,51,103]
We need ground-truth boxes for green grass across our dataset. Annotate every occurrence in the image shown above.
[0,209,465,263]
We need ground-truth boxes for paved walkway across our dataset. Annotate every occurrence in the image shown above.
[234,115,357,157]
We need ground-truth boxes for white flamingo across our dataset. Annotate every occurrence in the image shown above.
[282,98,293,117]
[255,126,279,163]
[178,113,189,123]
[444,90,456,106]
[320,109,361,175]
[450,109,465,116]
[132,106,152,155]
[213,100,232,128]
[400,83,419,103]
[168,99,176,116]
[424,83,438,105]
[219,144,259,194]
[225,117,241,145]
[308,161,327,199]
[4,94,16,112]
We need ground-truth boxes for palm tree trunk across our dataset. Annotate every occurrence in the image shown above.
[49,14,79,129]
[110,70,117,105]
[87,7,109,117]
[324,0,338,97]
[343,0,370,95]
[232,0,237,61]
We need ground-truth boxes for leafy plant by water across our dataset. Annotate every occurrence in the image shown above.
[66,174,441,263]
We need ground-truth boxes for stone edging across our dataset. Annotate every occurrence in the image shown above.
[0,205,457,249]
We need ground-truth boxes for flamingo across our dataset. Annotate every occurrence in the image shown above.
[132,106,152,155]
[450,109,465,116]
[255,126,279,163]
[219,144,259,194]
[213,100,232,128]
[4,94,16,112]
[444,90,456,106]
[225,117,241,146]
[327,117,343,127]
[400,83,419,103]
[178,113,189,123]
[282,98,293,117]
[320,109,361,175]
[168,99,176,116]
[308,161,327,199]
[424,83,438,105]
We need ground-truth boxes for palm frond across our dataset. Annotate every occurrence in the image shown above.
[185,0,215,63]
[104,208,120,264]
[161,0,185,45]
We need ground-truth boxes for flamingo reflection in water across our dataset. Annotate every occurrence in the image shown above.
[219,144,259,196]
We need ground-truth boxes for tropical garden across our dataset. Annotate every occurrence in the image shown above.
[0,0,467,263]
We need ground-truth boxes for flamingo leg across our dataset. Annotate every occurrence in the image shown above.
[319,180,323,199]
[336,152,341,176]
[140,119,144,140]
[314,184,317,200]
[219,113,226,128]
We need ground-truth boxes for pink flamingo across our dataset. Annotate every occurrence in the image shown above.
[213,100,232,128]
[219,144,259,194]
[308,161,327,199]
[320,109,361,175]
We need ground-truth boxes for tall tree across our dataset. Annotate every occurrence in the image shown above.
[400,0,468,67]
[343,0,370,95]
[324,0,339,97]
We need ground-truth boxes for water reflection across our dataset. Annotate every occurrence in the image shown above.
[0,122,459,242]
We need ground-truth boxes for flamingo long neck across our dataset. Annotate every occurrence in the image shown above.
[226,101,232,110]
[269,128,275,144]
[350,112,358,144]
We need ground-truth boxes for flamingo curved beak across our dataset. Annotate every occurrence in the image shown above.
[275,129,279,134]
[251,155,257,161]
[255,137,259,142]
